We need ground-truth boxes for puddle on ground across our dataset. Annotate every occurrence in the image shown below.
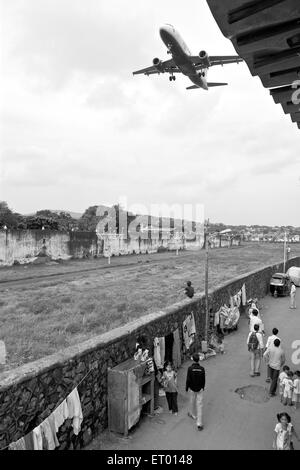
[235,385,270,403]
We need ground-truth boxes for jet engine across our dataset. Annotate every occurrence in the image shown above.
[198,50,210,67]
[153,57,164,72]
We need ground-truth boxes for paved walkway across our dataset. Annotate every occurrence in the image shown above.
[87,292,300,450]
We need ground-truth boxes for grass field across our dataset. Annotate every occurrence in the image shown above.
[0,242,299,371]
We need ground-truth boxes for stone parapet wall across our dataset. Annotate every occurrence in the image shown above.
[0,256,299,450]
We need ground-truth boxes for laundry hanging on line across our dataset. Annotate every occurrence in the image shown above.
[153,337,165,369]
[241,284,247,306]
[8,386,83,451]
[183,312,196,349]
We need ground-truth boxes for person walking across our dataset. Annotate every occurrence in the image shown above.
[249,309,264,334]
[186,353,205,431]
[279,366,290,402]
[265,328,281,382]
[282,371,294,406]
[290,281,297,309]
[286,246,291,261]
[263,338,286,397]
[265,328,281,350]
[247,323,264,377]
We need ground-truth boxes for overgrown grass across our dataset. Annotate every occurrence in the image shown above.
[0,243,299,370]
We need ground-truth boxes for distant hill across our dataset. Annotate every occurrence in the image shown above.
[51,210,83,220]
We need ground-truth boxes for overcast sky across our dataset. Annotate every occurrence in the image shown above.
[1,0,300,225]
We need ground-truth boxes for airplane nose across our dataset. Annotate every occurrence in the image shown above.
[159,24,171,42]
[159,26,165,39]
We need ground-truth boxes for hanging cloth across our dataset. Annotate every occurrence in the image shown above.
[189,312,196,338]
[32,425,43,450]
[236,292,241,308]
[8,437,26,450]
[183,316,190,349]
[159,337,165,368]
[40,416,59,450]
[66,388,83,436]
[164,333,174,364]
[24,432,34,450]
[153,337,165,369]
[214,309,220,327]
[172,329,182,369]
[183,313,196,349]
[241,284,247,306]
[145,357,154,374]
[52,399,69,433]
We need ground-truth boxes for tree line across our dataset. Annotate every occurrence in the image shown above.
[0,202,135,232]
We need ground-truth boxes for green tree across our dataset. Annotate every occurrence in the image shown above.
[0,201,23,228]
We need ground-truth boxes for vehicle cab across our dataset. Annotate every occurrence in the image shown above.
[270,272,290,297]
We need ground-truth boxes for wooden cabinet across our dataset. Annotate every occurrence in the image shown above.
[108,358,154,436]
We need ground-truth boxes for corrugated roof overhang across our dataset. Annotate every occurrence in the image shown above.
[207,0,300,130]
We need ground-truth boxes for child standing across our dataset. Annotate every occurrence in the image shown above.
[216,325,225,354]
[279,365,290,403]
[282,370,294,406]
[273,413,299,450]
[292,371,300,410]
[162,362,178,415]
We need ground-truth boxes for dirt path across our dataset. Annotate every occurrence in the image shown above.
[86,291,300,450]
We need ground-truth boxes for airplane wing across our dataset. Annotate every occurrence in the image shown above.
[133,59,180,76]
[190,55,243,68]
[208,55,243,66]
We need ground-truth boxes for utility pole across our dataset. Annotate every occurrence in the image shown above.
[283,230,287,273]
[204,219,209,342]
[203,226,230,344]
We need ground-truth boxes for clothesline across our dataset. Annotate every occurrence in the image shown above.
[0,365,94,451]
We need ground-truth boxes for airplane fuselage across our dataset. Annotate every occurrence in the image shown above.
[159,24,208,90]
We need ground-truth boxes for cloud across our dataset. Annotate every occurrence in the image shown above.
[86,79,130,109]
[4,0,158,90]
[250,152,300,176]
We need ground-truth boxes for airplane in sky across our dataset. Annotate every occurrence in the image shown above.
[133,24,243,90]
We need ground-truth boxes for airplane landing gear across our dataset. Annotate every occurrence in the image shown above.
[169,75,176,81]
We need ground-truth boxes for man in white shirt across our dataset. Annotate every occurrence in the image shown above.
[263,339,285,396]
[247,324,264,377]
[290,282,297,309]
[265,328,280,350]
[265,328,281,382]
[249,310,264,334]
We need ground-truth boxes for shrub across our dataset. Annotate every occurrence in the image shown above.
[65,322,81,334]
[117,303,126,313]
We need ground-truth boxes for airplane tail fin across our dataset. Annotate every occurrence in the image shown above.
[207,82,228,87]
[186,82,228,90]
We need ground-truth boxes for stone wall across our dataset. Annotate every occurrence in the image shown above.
[0,230,205,266]
[0,256,299,450]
